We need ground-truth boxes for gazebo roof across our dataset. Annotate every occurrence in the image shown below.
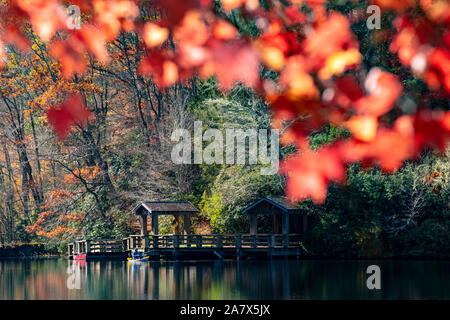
[243,196,302,214]
[132,201,199,216]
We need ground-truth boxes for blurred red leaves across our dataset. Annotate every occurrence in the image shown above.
[208,40,261,91]
[281,146,346,204]
[303,13,359,72]
[1,0,449,204]
[355,68,403,117]
[46,95,92,140]
[138,51,179,88]
[49,26,109,79]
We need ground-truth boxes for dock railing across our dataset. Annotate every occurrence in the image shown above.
[69,234,303,257]
[69,239,125,255]
[122,234,303,251]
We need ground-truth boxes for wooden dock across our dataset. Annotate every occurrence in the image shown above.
[68,234,304,260]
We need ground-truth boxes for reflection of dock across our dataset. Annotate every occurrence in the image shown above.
[68,234,304,260]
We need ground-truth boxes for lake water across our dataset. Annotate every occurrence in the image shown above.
[0,258,449,299]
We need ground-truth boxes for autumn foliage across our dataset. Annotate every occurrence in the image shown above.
[0,0,449,212]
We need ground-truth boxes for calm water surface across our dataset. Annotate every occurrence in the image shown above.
[1,259,449,299]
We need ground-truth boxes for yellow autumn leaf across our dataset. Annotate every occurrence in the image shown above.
[319,48,362,80]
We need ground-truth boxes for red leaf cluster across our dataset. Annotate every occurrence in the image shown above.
[0,0,449,204]
[46,95,92,140]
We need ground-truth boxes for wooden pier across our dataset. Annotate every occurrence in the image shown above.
[68,233,304,260]
[68,198,309,260]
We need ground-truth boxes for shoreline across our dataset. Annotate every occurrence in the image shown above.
[0,243,60,259]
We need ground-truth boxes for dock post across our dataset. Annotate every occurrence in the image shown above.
[186,234,191,248]
[217,235,223,249]
[173,234,179,249]
[144,236,149,252]
[235,234,242,260]
[154,235,159,249]
[235,234,241,248]
[268,235,275,259]
[284,233,290,249]
[269,234,275,248]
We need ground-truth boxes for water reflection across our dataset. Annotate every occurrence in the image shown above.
[0,259,450,299]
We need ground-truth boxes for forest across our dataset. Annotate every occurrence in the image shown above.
[0,0,449,258]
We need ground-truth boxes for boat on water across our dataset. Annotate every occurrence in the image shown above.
[127,256,149,263]
[73,253,87,260]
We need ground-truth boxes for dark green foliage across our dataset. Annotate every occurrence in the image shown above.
[305,152,449,258]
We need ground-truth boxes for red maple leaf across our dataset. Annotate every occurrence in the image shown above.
[46,95,91,140]
[207,39,261,91]
[414,110,450,153]
[281,146,346,204]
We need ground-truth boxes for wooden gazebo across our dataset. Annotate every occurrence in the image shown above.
[243,196,308,235]
[132,201,199,235]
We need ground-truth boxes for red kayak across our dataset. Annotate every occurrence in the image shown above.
[73,253,87,260]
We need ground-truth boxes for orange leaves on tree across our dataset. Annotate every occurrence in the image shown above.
[46,189,75,205]
[38,226,77,238]
[60,212,84,222]
[46,94,92,140]
[63,166,101,184]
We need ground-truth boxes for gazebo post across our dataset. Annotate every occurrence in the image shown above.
[272,214,280,234]
[140,215,148,236]
[250,214,257,235]
[151,214,159,235]
[173,215,181,234]
[183,215,191,234]
[282,214,289,234]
